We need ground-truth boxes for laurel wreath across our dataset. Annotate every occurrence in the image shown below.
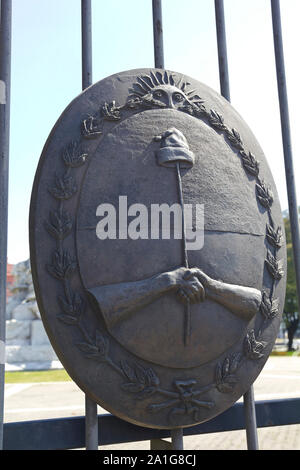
[45,79,284,423]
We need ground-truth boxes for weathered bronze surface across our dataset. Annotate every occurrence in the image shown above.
[29,69,286,429]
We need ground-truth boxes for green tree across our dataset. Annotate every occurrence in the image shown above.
[283,209,300,350]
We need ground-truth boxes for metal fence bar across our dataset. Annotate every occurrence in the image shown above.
[85,396,98,450]
[152,0,184,450]
[214,0,230,101]
[81,0,93,90]
[271,0,300,308]
[243,386,259,450]
[171,428,184,450]
[152,0,164,68]
[4,397,300,450]
[81,0,98,450]
[214,0,259,450]
[243,386,259,449]
[0,0,12,450]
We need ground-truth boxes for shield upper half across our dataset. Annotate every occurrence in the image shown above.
[30,68,286,429]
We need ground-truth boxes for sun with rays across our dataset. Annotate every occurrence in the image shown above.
[127,70,205,113]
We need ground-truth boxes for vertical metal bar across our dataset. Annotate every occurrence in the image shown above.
[171,428,184,450]
[152,0,164,69]
[271,0,300,308]
[81,0,92,90]
[152,1,185,448]
[214,0,230,101]
[0,0,12,450]
[81,0,98,451]
[85,396,98,450]
[243,386,259,450]
[214,0,259,450]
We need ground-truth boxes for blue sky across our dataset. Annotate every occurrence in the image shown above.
[7,0,300,263]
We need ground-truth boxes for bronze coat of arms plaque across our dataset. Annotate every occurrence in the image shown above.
[29,69,286,429]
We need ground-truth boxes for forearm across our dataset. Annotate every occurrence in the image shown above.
[207,281,261,320]
[194,269,262,321]
[88,271,176,329]
[113,271,176,311]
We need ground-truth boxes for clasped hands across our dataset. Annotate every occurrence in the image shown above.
[169,267,209,304]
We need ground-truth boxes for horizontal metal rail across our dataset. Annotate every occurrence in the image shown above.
[3,397,300,450]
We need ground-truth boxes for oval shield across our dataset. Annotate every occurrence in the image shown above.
[30,69,286,429]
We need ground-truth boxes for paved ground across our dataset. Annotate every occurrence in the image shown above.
[4,356,300,450]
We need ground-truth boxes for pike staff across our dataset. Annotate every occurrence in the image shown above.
[155,128,195,346]
[176,162,191,345]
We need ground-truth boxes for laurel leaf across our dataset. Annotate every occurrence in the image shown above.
[209,109,226,130]
[81,115,102,138]
[224,374,238,385]
[146,368,160,386]
[266,224,283,248]
[95,330,108,356]
[137,386,157,400]
[256,181,274,209]
[46,264,63,281]
[215,363,222,385]
[265,250,284,280]
[121,360,137,382]
[240,151,259,176]
[226,128,243,149]
[58,295,74,314]
[77,342,99,354]
[101,101,121,121]
[134,363,147,384]
[260,291,279,319]
[229,352,242,374]
[62,141,88,168]
[222,357,230,378]
[232,128,242,142]
[57,314,78,325]
[244,330,267,360]
[121,382,145,393]
[217,382,234,393]
[49,173,77,200]
[244,333,252,357]
[46,209,73,240]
